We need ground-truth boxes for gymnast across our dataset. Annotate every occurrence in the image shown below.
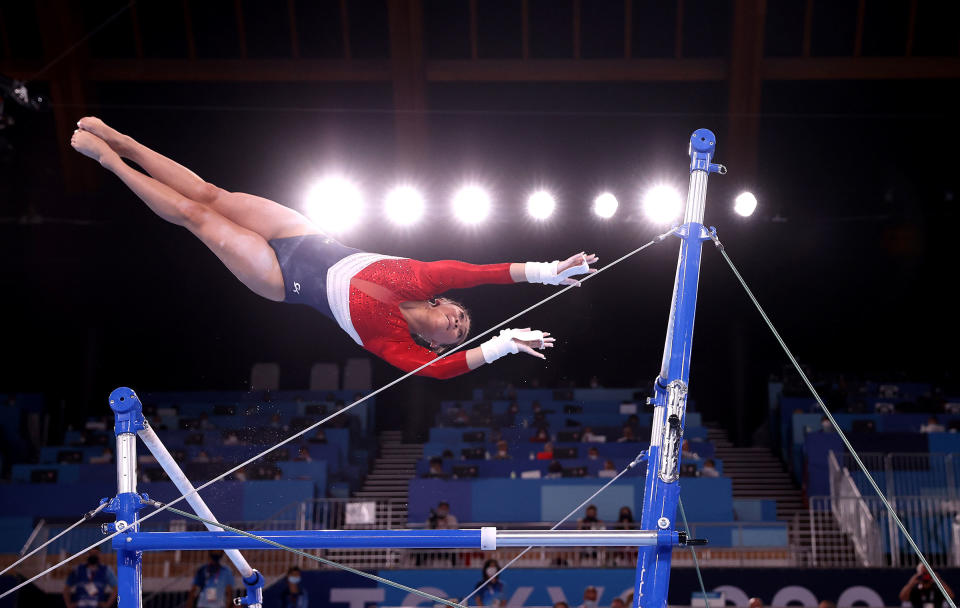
[70,118,598,379]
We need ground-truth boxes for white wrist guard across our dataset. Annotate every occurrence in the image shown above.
[480,330,519,364]
[525,260,589,285]
[480,329,544,364]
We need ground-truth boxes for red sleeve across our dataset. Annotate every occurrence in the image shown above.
[410,260,514,296]
[365,336,472,380]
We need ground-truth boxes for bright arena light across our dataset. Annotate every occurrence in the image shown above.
[384,185,425,226]
[642,185,683,224]
[734,191,758,217]
[593,192,618,219]
[452,185,491,224]
[526,190,556,220]
[304,177,363,233]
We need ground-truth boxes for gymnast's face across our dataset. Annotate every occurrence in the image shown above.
[424,299,471,346]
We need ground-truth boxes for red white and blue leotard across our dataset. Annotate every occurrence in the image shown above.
[333,255,512,378]
[268,234,512,379]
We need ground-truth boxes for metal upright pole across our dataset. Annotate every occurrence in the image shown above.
[106,387,147,608]
[634,129,724,608]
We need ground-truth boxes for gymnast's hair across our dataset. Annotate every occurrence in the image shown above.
[411,297,472,355]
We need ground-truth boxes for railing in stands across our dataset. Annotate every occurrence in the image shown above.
[828,451,883,566]
[841,451,958,498]
[810,493,960,568]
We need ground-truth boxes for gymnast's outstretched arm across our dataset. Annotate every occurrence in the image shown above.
[371,329,554,379]
[414,252,598,295]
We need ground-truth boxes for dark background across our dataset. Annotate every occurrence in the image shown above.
[1,0,958,445]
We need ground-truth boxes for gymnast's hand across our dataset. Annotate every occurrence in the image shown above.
[512,329,555,360]
[524,253,598,287]
[556,252,599,286]
[479,328,555,363]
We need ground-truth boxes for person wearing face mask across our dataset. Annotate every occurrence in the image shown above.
[900,563,955,608]
[428,501,458,529]
[580,586,599,608]
[493,440,512,460]
[188,551,235,608]
[280,567,309,608]
[473,559,507,607]
[63,550,117,608]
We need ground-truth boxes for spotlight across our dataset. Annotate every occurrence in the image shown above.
[385,185,425,226]
[593,192,618,219]
[642,185,683,224]
[452,185,491,225]
[527,190,556,220]
[734,191,758,217]
[304,176,363,233]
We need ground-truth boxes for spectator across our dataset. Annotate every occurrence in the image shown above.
[537,442,555,460]
[424,457,447,479]
[223,432,240,446]
[681,440,700,461]
[610,598,626,608]
[578,505,604,530]
[198,413,215,430]
[748,598,762,608]
[531,428,550,443]
[428,501,458,529]
[493,440,512,460]
[473,559,507,608]
[589,375,601,388]
[187,551,234,608]
[616,426,637,443]
[553,603,570,608]
[820,416,833,433]
[616,506,634,529]
[582,427,605,443]
[441,449,455,460]
[700,459,720,478]
[587,447,600,460]
[63,550,116,608]
[547,460,564,478]
[580,586,599,608]
[496,403,520,428]
[598,460,617,478]
[269,413,285,429]
[817,602,835,608]
[294,446,312,462]
[280,567,308,608]
[900,563,955,608]
[150,415,168,431]
[309,429,327,444]
[89,447,113,465]
[921,416,945,433]
[453,409,471,426]
[193,450,211,464]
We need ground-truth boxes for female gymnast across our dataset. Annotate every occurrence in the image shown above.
[70,118,598,379]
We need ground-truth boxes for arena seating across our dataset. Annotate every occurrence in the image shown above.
[0,389,375,544]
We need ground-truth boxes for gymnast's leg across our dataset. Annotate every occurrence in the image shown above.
[76,116,319,241]
[70,129,285,302]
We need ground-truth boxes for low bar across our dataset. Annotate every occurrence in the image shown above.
[116,528,667,552]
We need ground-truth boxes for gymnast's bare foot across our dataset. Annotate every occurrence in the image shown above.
[70,129,121,168]
[77,116,134,157]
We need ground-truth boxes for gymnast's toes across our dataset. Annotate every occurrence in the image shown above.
[71,129,115,165]
[77,116,129,152]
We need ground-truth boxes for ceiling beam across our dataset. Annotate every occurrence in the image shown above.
[82,59,392,82]
[425,58,726,82]
[763,57,960,80]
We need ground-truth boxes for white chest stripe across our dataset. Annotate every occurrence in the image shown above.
[326,253,403,346]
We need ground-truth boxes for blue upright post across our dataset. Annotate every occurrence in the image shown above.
[634,129,724,608]
[105,387,147,608]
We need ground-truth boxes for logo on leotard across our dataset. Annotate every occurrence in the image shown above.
[293,282,301,295]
